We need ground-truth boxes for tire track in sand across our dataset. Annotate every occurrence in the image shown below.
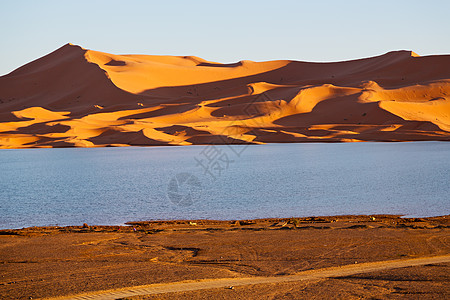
[49,255,450,300]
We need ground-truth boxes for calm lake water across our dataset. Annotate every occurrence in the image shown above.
[0,142,449,229]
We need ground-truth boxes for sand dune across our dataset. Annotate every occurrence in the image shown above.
[0,44,449,148]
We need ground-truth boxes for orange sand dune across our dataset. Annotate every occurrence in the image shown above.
[0,44,449,148]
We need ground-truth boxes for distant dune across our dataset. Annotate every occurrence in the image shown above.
[0,44,449,148]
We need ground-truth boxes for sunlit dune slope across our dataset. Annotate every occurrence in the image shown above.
[0,44,449,148]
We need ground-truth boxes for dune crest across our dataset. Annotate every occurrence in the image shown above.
[0,44,449,148]
[84,49,291,94]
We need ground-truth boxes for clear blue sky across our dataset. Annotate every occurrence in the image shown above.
[1,0,449,75]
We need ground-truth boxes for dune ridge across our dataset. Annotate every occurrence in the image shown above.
[0,44,449,148]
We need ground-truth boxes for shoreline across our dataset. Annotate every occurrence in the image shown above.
[1,139,450,150]
[1,214,448,233]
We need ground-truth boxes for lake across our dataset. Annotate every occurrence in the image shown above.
[0,142,449,229]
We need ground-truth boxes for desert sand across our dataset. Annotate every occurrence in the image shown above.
[0,44,449,148]
[0,215,449,299]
